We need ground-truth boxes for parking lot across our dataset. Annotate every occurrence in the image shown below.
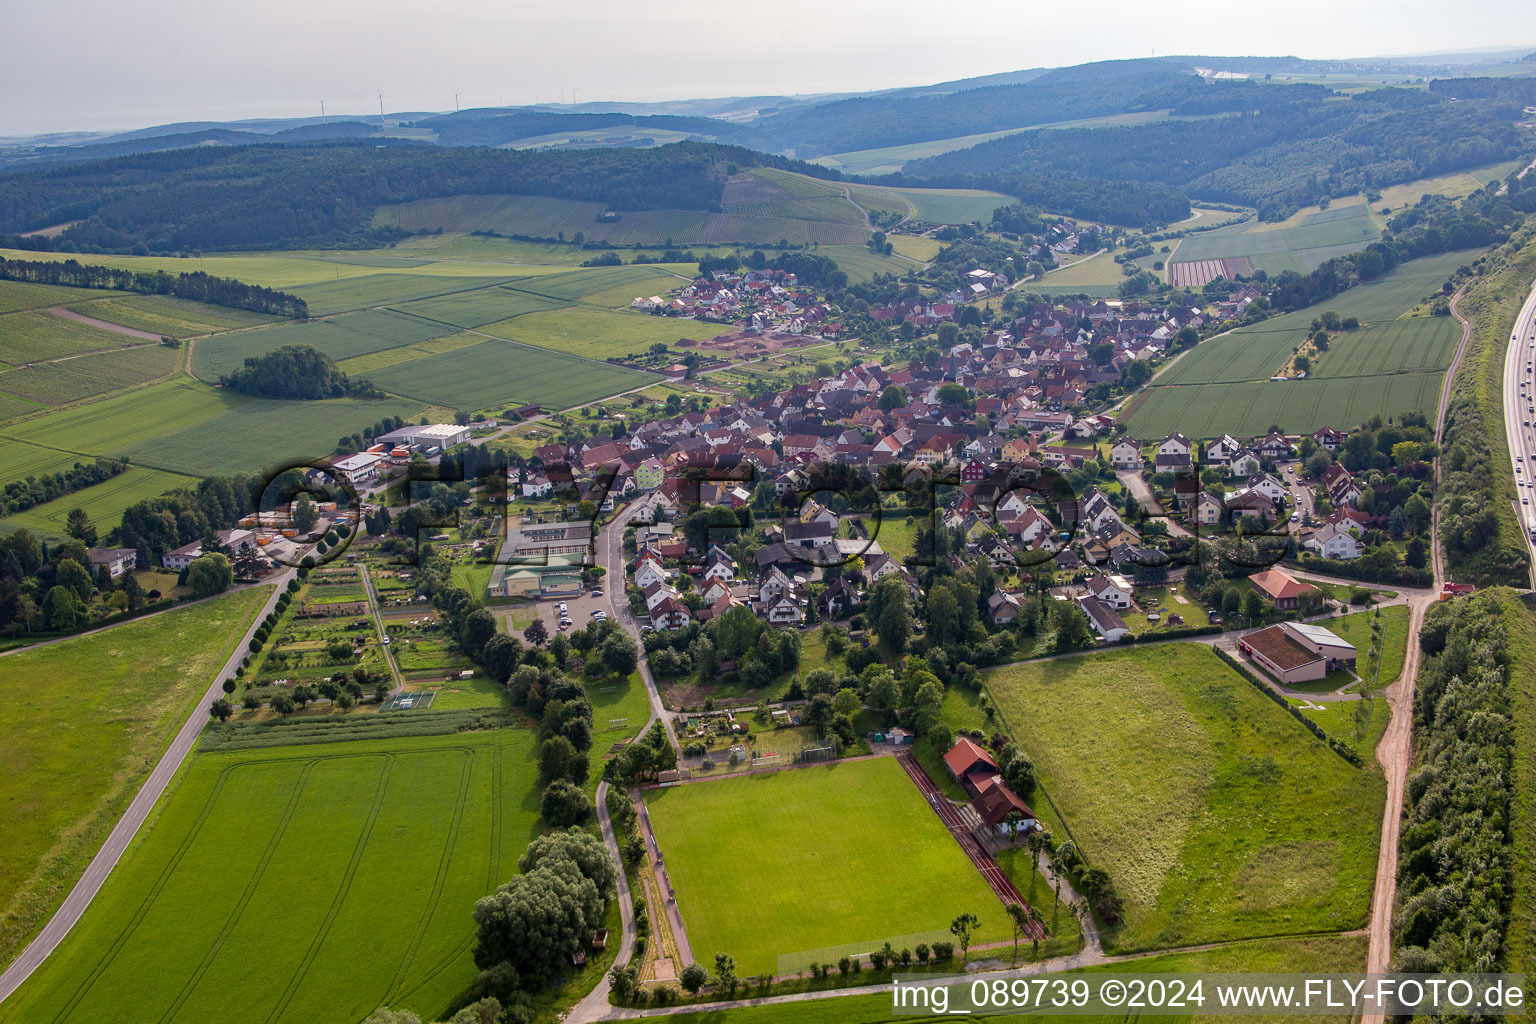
[529,581,613,636]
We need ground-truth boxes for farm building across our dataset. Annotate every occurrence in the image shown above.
[1239,621,1356,685]
[377,423,472,451]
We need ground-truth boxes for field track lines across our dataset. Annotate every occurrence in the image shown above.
[265,755,395,1024]
[394,743,508,1006]
[382,749,475,1002]
[155,762,321,1024]
[49,763,296,1024]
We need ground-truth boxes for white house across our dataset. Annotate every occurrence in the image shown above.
[763,593,804,625]
[1109,438,1142,469]
[1086,572,1133,609]
[1306,522,1364,560]
[1077,594,1130,641]
[1157,433,1192,458]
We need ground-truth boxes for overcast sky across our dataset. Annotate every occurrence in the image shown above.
[3,0,1531,137]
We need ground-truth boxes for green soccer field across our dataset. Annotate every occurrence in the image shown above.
[642,757,1013,977]
[0,728,541,1024]
[984,643,1384,954]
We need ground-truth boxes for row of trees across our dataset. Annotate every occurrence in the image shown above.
[0,456,128,517]
[0,256,306,317]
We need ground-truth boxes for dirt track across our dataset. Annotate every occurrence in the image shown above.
[47,306,164,341]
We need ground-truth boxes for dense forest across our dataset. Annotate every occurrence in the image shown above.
[220,344,380,399]
[423,109,757,148]
[0,141,837,253]
[0,256,307,316]
[754,60,1195,156]
[905,86,1528,220]
[1394,593,1515,972]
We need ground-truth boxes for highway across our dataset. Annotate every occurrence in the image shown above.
[1498,274,1536,587]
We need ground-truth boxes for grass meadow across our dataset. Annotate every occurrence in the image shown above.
[0,586,271,968]
[0,729,541,1024]
[983,643,1384,953]
[643,757,1012,976]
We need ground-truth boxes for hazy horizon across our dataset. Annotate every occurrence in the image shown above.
[2,0,1533,138]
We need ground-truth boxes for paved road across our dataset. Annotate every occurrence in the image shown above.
[0,570,293,1005]
[1496,275,1536,586]
[1115,468,1192,537]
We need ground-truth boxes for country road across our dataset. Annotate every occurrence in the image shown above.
[1360,284,1475,1009]
[0,568,294,1005]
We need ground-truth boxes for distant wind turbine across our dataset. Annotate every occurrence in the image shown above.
[454,91,460,112]
[378,92,385,126]
[319,99,326,119]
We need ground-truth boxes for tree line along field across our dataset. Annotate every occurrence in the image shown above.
[0,586,272,969]
[625,934,1368,1024]
[643,757,1014,977]
[1126,248,1476,437]
[0,729,541,1024]
[983,643,1383,954]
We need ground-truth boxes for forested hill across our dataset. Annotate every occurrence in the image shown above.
[903,85,1530,220]
[0,140,840,253]
[752,60,1197,156]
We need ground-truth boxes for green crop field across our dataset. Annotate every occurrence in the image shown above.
[190,309,451,379]
[895,187,1013,226]
[392,285,568,330]
[820,245,916,283]
[2,379,227,455]
[68,295,280,338]
[287,273,522,317]
[1,375,424,479]
[479,307,732,360]
[502,264,690,303]
[643,758,1013,976]
[0,343,178,406]
[984,644,1383,953]
[0,587,271,968]
[0,440,106,482]
[121,392,426,477]
[0,729,540,1024]
[0,280,111,314]
[1170,202,1383,277]
[1130,249,1477,436]
[0,310,143,366]
[360,338,655,411]
[1311,316,1461,378]
[1125,372,1445,438]
[0,466,199,539]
